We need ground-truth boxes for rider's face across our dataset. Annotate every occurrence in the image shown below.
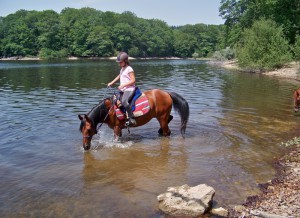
[119,61,125,67]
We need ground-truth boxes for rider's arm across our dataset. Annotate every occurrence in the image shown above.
[108,74,120,87]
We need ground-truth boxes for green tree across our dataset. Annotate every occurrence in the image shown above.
[219,0,248,46]
[84,25,113,57]
[0,8,224,58]
[175,24,224,57]
[35,10,61,51]
[294,35,300,62]
[145,19,174,57]
[60,7,102,56]
[0,17,4,55]
[112,23,135,53]
[236,19,292,71]
[220,0,300,46]
[173,30,197,58]
[1,10,37,56]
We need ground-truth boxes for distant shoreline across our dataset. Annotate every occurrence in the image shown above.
[209,59,300,79]
[2,57,298,79]
[0,56,184,61]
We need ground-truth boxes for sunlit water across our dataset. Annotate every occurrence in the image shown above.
[0,59,300,217]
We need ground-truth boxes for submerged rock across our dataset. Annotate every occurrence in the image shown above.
[157,184,215,217]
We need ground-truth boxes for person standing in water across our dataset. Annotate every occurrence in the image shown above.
[108,52,137,125]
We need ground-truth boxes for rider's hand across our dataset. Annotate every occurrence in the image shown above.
[107,82,113,87]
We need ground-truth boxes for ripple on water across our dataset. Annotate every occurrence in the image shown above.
[0,60,299,217]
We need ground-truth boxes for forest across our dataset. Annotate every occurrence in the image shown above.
[219,0,300,70]
[0,0,300,70]
[0,8,224,59]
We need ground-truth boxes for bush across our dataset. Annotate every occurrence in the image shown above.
[222,47,235,60]
[212,47,235,61]
[192,52,199,59]
[39,48,68,59]
[236,19,292,71]
[3,43,26,57]
[128,47,141,57]
[212,51,225,61]
[294,35,300,62]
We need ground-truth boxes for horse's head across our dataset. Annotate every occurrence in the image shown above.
[78,114,97,150]
[293,89,300,112]
[78,99,112,150]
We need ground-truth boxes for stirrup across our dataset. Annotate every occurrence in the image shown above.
[125,118,136,126]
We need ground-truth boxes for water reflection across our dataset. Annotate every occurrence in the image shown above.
[79,137,188,217]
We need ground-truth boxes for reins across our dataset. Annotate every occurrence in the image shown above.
[96,104,113,133]
[96,87,117,134]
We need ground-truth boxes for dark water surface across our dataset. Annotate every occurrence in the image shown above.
[0,59,299,217]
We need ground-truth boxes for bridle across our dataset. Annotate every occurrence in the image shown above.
[83,98,115,139]
[82,87,117,140]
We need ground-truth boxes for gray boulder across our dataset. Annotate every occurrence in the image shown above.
[157,184,215,217]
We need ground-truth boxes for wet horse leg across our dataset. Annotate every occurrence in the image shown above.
[114,126,122,141]
[158,115,173,135]
[157,115,172,136]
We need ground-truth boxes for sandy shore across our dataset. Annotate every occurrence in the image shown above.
[211,60,300,79]
[0,57,41,61]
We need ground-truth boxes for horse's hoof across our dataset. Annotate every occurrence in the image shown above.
[113,136,121,143]
[158,128,163,135]
[158,128,171,136]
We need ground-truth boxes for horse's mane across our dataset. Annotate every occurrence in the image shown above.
[79,97,112,132]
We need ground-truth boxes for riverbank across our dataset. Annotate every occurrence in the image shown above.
[210,59,300,79]
[212,60,300,217]
[0,56,183,61]
[0,56,41,61]
[228,143,300,217]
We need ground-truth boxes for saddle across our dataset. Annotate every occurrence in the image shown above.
[114,87,150,120]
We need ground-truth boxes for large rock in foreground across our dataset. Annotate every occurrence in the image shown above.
[157,184,215,217]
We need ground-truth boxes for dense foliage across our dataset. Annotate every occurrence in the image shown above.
[219,0,300,70]
[294,35,300,62]
[236,19,292,70]
[0,8,224,58]
[219,0,300,46]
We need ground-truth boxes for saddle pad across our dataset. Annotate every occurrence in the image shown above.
[114,93,150,120]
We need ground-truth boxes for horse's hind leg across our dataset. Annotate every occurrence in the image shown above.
[157,116,171,136]
[168,115,173,123]
[158,115,173,135]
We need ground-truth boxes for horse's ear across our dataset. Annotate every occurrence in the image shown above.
[78,114,84,120]
[84,114,91,123]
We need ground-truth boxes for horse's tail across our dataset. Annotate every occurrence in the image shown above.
[169,92,189,136]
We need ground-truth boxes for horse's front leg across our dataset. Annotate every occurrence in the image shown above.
[113,126,122,142]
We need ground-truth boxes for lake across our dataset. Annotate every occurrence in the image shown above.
[0,59,299,217]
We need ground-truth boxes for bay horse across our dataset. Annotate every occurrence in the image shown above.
[293,87,300,112]
[78,89,189,150]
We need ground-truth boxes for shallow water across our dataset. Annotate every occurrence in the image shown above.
[0,59,299,217]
